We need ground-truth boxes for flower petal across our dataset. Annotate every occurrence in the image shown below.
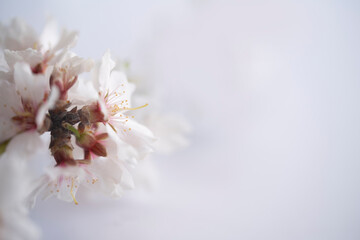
[116,119,156,159]
[4,49,43,72]
[0,81,23,142]
[0,18,38,51]
[35,85,59,129]
[14,62,50,105]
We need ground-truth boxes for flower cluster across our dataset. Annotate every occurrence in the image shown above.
[0,18,155,207]
[0,18,190,240]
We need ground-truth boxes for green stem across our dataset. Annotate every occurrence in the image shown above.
[62,122,80,139]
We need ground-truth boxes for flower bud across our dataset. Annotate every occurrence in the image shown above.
[76,132,107,157]
[79,102,105,124]
[76,132,96,149]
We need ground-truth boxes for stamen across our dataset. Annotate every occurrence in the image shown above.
[10,107,21,115]
[104,90,109,99]
[70,178,79,205]
[108,122,117,133]
[123,103,148,111]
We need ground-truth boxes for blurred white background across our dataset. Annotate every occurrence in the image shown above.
[1,0,360,239]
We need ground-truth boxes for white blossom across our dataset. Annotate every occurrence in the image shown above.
[0,16,190,238]
[34,123,136,203]
[0,131,44,240]
[70,51,156,159]
[0,63,58,142]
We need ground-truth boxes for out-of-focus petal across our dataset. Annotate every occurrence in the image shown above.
[0,18,37,51]
[35,85,59,129]
[13,62,50,105]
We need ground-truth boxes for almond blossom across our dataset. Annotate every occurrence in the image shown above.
[0,18,147,207]
[0,17,190,239]
[35,51,154,204]
[0,62,58,143]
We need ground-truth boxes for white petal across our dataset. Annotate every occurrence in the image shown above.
[116,119,156,159]
[65,55,94,77]
[0,162,41,240]
[84,158,134,197]
[0,50,9,71]
[4,49,43,71]
[0,81,23,142]
[105,124,138,165]
[39,17,59,52]
[41,166,85,203]
[93,50,115,92]
[108,71,136,109]
[36,85,59,129]
[119,166,135,189]
[0,71,12,82]
[67,77,98,105]
[0,209,41,240]
[0,18,38,51]
[0,117,19,143]
[0,131,44,212]
[0,80,22,118]
[14,62,50,105]
[52,29,77,53]
[5,130,44,158]
[51,51,94,84]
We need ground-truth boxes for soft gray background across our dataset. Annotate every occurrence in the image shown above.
[1,0,360,239]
